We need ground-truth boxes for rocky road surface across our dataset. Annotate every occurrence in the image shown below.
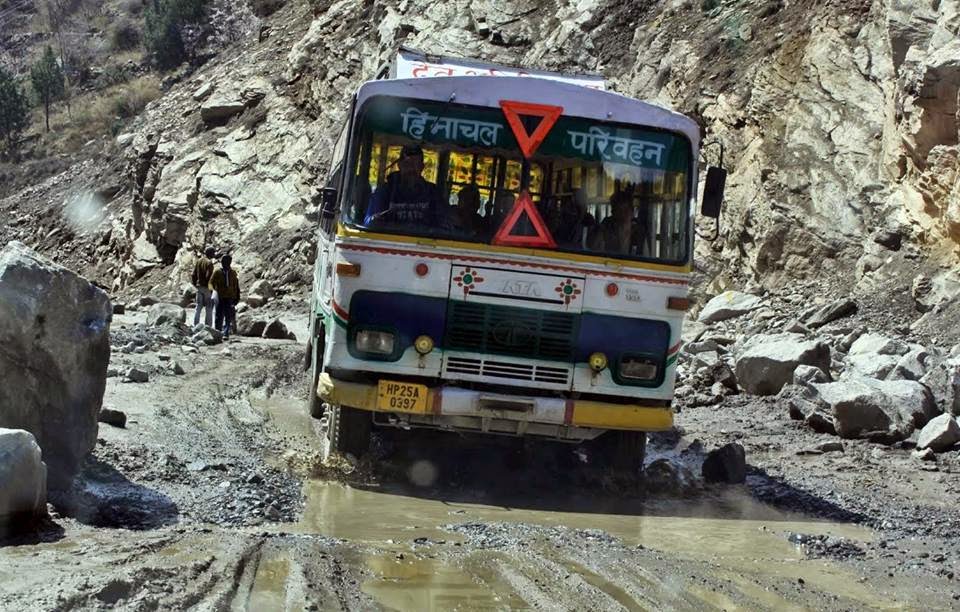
[1,311,959,611]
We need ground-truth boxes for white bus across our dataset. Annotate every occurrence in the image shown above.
[306,49,725,471]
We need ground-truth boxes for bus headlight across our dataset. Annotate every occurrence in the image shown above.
[355,329,396,355]
[618,356,659,381]
[414,335,434,355]
[588,352,608,372]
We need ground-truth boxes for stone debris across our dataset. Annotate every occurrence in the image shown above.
[916,413,960,452]
[98,408,128,428]
[804,299,858,329]
[0,429,47,529]
[147,303,187,327]
[125,368,150,384]
[191,325,223,346]
[698,291,763,324]
[734,334,831,395]
[644,459,698,496]
[702,442,747,484]
[0,242,110,490]
[262,318,294,340]
[236,315,267,337]
[810,377,937,442]
[172,362,186,376]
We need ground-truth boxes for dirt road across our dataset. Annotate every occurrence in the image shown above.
[1,312,957,610]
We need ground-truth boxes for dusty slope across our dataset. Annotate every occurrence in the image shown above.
[2,0,960,319]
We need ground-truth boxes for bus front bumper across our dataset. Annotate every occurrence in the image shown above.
[317,373,673,434]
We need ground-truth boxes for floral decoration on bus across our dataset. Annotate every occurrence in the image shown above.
[555,279,581,304]
[453,267,485,296]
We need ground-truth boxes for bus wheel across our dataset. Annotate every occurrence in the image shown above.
[323,404,371,461]
[610,431,647,475]
[306,342,324,419]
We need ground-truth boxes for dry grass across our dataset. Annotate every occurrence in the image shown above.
[43,74,161,152]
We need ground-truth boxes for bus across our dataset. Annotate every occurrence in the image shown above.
[306,49,725,472]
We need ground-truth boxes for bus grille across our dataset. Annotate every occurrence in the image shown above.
[444,301,577,362]
[445,356,572,386]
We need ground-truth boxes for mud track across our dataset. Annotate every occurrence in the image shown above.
[1,312,958,610]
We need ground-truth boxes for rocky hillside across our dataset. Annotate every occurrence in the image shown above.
[3,0,960,340]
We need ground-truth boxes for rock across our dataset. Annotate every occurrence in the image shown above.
[191,325,223,345]
[236,315,266,337]
[812,377,937,442]
[0,429,47,528]
[794,364,830,385]
[112,303,126,315]
[245,294,266,308]
[783,320,810,334]
[644,459,697,495]
[0,242,111,490]
[916,413,960,452]
[200,95,247,124]
[844,333,910,379]
[136,295,159,308]
[172,362,186,375]
[887,348,931,381]
[179,284,197,308]
[912,447,936,461]
[698,291,763,324]
[193,82,213,101]
[126,368,149,383]
[734,334,831,395]
[816,441,844,453]
[873,228,902,251]
[806,411,837,435]
[702,442,746,484]
[158,353,171,362]
[912,275,936,313]
[98,408,127,428]
[249,279,274,299]
[804,299,858,329]
[147,303,186,327]
[286,331,298,342]
[683,339,721,355]
[262,318,291,340]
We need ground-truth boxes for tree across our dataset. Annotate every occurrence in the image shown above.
[144,0,209,70]
[30,46,65,133]
[0,66,30,152]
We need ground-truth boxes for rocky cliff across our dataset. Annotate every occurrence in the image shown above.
[3,0,960,339]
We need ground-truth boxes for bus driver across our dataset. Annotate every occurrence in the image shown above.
[363,145,447,228]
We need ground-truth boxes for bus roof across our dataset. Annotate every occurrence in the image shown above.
[353,76,701,149]
[384,47,607,91]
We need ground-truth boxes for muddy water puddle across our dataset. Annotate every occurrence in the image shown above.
[276,481,901,610]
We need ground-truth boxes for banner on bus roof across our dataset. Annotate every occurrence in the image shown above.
[393,49,607,91]
[361,97,689,172]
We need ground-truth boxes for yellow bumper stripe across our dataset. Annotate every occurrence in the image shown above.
[318,374,672,430]
[570,401,673,431]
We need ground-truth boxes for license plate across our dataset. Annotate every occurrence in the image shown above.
[377,380,428,414]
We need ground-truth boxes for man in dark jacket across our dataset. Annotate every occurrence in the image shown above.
[210,254,240,339]
[363,145,446,229]
[191,246,216,327]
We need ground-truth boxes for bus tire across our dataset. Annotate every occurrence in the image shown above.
[306,339,324,419]
[325,404,371,460]
[610,431,646,475]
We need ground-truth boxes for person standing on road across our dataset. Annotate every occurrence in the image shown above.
[210,254,240,339]
[191,246,216,327]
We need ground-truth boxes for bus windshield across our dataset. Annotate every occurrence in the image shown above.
[342,95,692,264]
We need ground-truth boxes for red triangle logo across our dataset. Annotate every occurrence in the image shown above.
[492,191,557,248]
[499,100,563,159]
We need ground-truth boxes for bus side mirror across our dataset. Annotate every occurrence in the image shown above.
[701,166,726,219]
[320,187,338,219]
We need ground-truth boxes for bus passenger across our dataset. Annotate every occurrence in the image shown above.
[454,184,484,236]
[595,191,639,255]
[554,189,596,248]
[364,145,446,228]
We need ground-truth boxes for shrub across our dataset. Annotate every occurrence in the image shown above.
[143,0,209,69]
[111,18,142,51]
[0,66,30,151]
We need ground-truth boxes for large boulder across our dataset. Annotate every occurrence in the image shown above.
[147,303,186,327]
[0,429,47,530]
[698,291,763,324]
[734,333,831,395]
[701,442,746,484]
[262,318,293,340]
[919,358,960,416]
[0,242,111,490]
[916,413,960,452]
[810,377,937,442]
[236,314,267,337]
[844,333,911,379]
[803,298,858,329]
